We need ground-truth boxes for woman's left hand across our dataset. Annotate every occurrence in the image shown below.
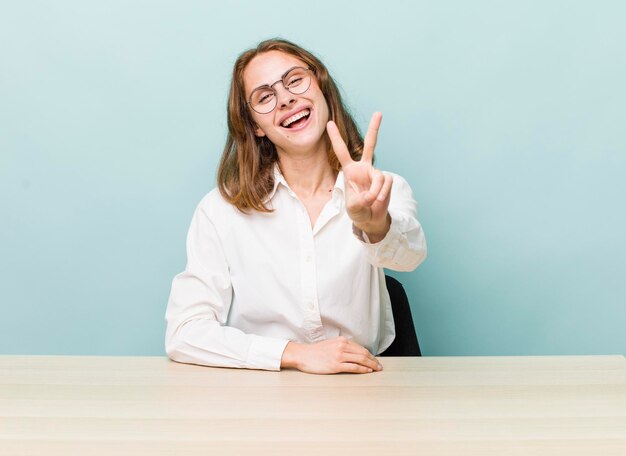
[327,112,392,242]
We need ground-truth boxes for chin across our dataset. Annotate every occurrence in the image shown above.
[269,124,322,152]
[283,130,327,152]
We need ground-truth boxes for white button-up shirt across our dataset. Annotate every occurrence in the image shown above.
[165,167,427,371]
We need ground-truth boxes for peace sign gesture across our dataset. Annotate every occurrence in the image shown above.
[326,112,393,241]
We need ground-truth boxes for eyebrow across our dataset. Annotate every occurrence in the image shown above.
[250,66,301,93]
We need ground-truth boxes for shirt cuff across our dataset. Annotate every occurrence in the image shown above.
[246,335,290,371]
[352,216,406,263]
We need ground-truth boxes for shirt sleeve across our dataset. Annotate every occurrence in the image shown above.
[165,200,290,371]
[352,172,427,271]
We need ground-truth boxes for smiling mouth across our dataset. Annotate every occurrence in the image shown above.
[281,109,311,128]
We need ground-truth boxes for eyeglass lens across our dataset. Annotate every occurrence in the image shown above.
[249,67,311,114]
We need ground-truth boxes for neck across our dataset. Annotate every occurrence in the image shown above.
[276,139,336,196]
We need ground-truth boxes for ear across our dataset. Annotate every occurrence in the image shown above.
[254,125,266,137]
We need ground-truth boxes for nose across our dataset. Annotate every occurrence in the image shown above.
[273,83,296,110]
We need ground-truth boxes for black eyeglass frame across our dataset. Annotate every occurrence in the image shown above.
[247,66,314,114]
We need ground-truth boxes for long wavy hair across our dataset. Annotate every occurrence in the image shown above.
[217,38,364,212]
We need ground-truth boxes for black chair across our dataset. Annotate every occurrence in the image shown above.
[379,275,421,357]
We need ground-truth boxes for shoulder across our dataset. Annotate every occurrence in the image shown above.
[384,171,409,186]
[384,171,413,196]
[383,171,418,214]
[195,188,238,220]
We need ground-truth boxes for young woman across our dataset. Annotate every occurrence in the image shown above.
[165,39,427,374]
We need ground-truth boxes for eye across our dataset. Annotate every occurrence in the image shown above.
[252,89,275,105]
[286,76,303,88]
[258,92,274,104]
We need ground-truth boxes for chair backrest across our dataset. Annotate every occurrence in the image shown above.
[379,275,421,356]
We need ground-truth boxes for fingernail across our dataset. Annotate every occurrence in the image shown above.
[377,364,383,370]
[367,368,373,373]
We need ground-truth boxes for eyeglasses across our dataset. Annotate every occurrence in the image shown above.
[247,66,313,114]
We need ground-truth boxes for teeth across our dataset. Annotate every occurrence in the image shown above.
[281,109,310,127]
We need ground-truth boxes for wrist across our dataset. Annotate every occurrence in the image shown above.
[280,341,302,369]
[355,213,391,242]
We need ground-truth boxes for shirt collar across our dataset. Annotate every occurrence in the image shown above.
[331,171,345,208]
[264,163,346,208]
[262,164,286,204]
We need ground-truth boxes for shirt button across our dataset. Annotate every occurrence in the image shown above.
[305,255,312,263]
[307,300,315,310]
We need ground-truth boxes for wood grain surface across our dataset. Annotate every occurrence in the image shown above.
[1,355,625,455]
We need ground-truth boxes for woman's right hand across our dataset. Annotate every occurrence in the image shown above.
[280,337,383,374]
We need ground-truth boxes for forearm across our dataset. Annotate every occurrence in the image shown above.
[166,316,289,371]
[353,210,427,272]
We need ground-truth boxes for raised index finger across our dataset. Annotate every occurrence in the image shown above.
[326,120,353,167]
[362,112,382,163]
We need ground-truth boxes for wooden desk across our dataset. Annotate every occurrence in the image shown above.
[1,355,625,455]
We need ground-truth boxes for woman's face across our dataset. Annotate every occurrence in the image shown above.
[243,50,330,155]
